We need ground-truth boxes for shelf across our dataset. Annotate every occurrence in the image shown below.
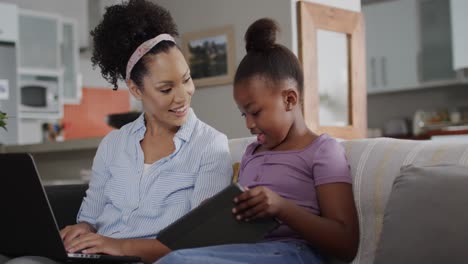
[2,137,102,154]
[18,67,63,77]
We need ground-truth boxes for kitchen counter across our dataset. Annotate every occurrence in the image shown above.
[1,137,103,154]
[390,128,468,140]
[0,137,101,184]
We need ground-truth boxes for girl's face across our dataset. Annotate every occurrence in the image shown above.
[130,47,195,129]
[234,77,295,150]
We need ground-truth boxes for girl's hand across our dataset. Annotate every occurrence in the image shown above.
[66,233,125,256]
[60,222,96,248]
[232,186,288,221]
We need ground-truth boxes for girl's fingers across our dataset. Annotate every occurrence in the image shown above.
[240,202,268,220]
[234,187,263,203]
[233,193,264,214]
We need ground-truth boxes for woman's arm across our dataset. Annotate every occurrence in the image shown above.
[61,134,116,246]
[190,133,233,209]
[76,134,115,226]
[66,234,171,264]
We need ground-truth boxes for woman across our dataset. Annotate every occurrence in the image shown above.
[0,1,232,263]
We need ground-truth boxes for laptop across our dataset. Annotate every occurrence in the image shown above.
[158,183,280,250]
[0,153,141,263]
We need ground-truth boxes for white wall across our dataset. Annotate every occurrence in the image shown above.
[156,0,360,138]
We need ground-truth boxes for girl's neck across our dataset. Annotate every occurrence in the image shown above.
[275,111,317,151]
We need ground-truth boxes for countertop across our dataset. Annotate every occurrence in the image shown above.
[391,128,468,140]
[0,137,103,154]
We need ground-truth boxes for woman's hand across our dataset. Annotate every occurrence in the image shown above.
[66,233,125,256]
[60,222,96,248]
[232,186,288,221]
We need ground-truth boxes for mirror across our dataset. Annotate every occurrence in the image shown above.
[317,29,350,126]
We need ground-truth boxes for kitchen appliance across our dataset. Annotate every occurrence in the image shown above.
[19,77,60,114]
[383,119,410,136]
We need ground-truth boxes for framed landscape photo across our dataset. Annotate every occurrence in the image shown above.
[182,26,235,87]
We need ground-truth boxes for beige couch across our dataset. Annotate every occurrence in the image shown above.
[46,137,468,263]
[228,137,468,264]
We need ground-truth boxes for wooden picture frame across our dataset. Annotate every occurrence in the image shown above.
[182,26,236,87]
[298,2,367,139]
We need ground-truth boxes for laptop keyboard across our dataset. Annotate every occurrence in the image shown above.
[68,253,101,259]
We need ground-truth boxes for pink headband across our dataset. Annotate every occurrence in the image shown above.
[125,33,176,82]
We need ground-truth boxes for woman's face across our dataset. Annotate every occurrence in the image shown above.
[234,77,294,150]
[131,47,195,129]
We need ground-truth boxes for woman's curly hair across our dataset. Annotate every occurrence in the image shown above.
[91,0,179,90]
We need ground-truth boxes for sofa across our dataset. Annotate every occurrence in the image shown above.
[44,137,468,264]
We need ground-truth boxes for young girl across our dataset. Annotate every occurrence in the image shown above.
[156,18,359,264]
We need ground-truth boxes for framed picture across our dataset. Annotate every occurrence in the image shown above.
[182,26,235,87]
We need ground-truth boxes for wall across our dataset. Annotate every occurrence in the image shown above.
[3,0,360,139]
[156,0,360,138]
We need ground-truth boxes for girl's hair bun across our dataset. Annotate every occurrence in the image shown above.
[245,18,279,52]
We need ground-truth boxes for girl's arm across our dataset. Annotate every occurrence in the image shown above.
[277,183,359,262]
[234,183,359,262]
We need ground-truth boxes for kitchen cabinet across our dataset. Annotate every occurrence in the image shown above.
[364,0,464,94]
[364,0,420,93]
[419,0,457,83]
[450,0,468,70]
[61,19,81,104]
[0,3,19,145]
[18,10,61,70]
[0,3,18,43]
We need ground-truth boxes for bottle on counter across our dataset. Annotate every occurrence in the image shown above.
[413,110,426,136]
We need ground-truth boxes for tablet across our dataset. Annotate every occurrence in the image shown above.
[157,183,280,250]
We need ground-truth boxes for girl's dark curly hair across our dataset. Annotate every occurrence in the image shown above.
[91,0,179,90]
[234,18,304,95]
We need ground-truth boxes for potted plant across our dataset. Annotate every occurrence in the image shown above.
[0,111,7,131]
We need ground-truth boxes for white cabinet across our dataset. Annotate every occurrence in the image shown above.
[61,19,81,104]
[18,10,61,70]
[450,0,468,70]
[0,3,18,43]
[364,0,465,94]
[17,10,63,119]
[364,0,420,93]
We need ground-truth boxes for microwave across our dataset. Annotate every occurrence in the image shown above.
[20,79,60,113]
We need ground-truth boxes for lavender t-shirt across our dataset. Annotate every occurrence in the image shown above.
[238,134,352,242]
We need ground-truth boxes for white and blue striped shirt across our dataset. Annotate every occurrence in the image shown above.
[77,108,232,239]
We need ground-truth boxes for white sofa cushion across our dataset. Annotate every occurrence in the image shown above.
[341,138,468,264]
[374,164,468,264]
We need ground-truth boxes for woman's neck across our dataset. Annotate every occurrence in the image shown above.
[144,113,179,138]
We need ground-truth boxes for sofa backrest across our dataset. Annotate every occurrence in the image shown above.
[227,137,468,264]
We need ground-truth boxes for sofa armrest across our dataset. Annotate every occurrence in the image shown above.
[44,184,88,230]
